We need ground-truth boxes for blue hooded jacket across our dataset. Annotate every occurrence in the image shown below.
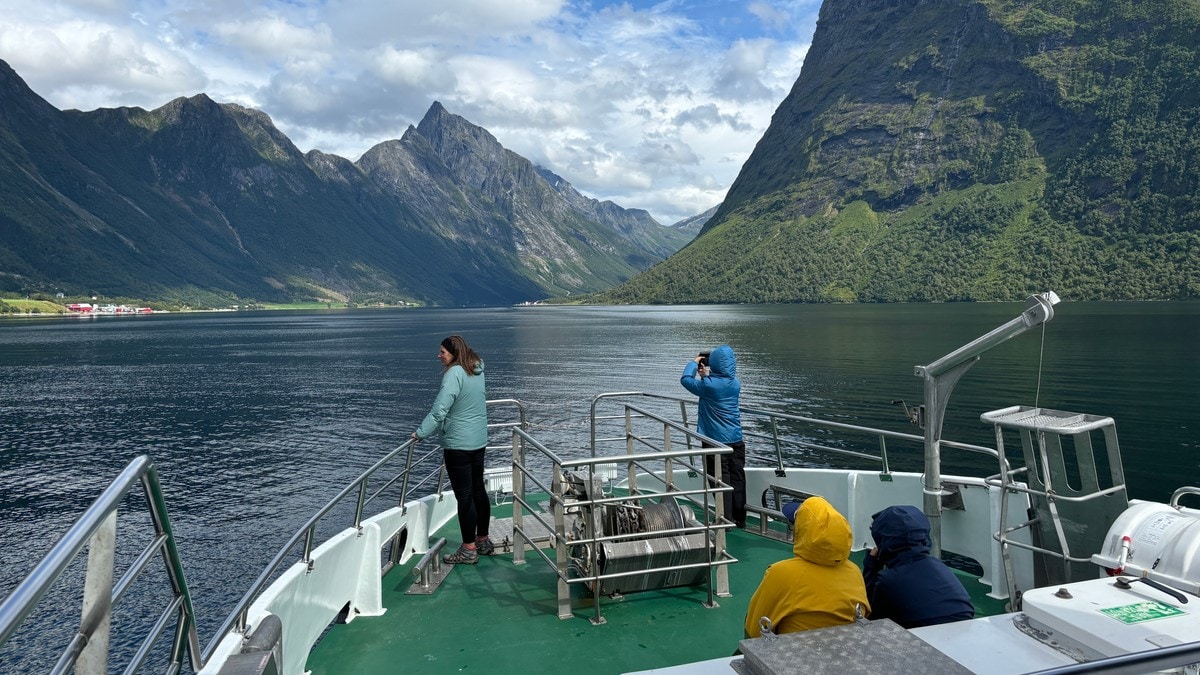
[862,505,974,629]
[680,345,742,444]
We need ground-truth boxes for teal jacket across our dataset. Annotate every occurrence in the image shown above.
[416,362,488,450]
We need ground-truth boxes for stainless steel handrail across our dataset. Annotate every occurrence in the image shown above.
[2,398,526,674]
[203,397,526,660]
[1029,639,1200,674]
[0,456,201,674]
[202,436,424,658]
[1171,486,1200,509]
[519,399,735,625]
[588,391,1000,478]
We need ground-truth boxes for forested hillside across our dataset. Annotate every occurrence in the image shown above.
[598,0,1199,303]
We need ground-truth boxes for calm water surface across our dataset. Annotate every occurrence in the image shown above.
[1,302,1197,669]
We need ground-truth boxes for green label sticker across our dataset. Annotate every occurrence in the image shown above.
[1100,601,1186,624]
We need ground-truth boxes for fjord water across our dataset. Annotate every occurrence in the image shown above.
[1,302,1197,669]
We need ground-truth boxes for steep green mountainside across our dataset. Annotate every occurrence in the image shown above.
[0,64,691,307]
[599,0,1199,303]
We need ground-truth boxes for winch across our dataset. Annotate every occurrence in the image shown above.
[560,470,714,595]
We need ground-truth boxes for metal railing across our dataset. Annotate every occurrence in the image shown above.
[584,390,1009,556]
[202,436,427,660]
[203,397,526,660]
[0,398,526,674]
[0,456,200,675]
[977,406,1133,605]
[515,397,737,625]
[1030,640,1200,674]
[739,406,1003,478]
[589,391,1001,483]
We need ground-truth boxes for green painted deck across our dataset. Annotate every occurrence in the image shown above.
[305,513,1006,675]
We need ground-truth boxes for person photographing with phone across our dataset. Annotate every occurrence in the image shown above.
[681,344,746,528]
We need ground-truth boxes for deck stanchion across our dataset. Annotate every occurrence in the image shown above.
[353,480,368,531]
[399,439,416,515]
[302,525,316,570]
[553,462,574,620]
[512,428,527,565]
[770,417,785,477]
[624,407,636,494]
[662,428,673,487]
[75,511,116,675]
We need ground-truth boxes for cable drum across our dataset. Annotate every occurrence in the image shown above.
[605,499,686,537]
[638,501,685,533]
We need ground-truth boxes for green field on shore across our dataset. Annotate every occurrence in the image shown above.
[0,299,72,315]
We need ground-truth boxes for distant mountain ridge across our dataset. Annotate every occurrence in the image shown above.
[599,0,1200,303]
[0,62,692,306]
[668,205,718,233]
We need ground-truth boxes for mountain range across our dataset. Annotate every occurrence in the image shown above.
[0,62,695,308]
[4,0,1198,308]
[598,0,1199,303]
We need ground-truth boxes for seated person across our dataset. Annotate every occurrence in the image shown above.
[743,496,870,637]
[863,505,975,628]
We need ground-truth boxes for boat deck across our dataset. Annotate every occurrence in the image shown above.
[306,515,1006,674]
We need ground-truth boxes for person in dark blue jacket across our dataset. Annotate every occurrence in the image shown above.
[863,505,975,628]
[681,345,745,528]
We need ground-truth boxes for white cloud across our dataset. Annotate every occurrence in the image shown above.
[0,0,820,224]
[0,18,207,109]
[374,48,451,90]
[324,0,566,47]
[211,15,333,61]
[748,1,792,32]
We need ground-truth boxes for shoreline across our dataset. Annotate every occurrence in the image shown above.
[0,302,422,319]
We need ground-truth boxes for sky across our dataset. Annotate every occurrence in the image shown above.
[0,0,822,225]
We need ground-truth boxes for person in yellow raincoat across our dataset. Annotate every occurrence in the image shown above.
[743,496,869,637]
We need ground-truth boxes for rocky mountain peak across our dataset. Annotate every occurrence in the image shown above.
[0,57,693,306]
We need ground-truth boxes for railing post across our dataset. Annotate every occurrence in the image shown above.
[679,400,693,451]
[142,466,201,671]
[590,398,600,457]
[302,525,316,571]
[662,426,673,488]
[399,440,416,514]
[770,416,785,476]
[553,462,572,620]
[354,478,369,531]
[625,407,638,493]
[76,511,116,675]
[878,435,891,475]
[710,446,730,596]
[586,460,604,626]
[512,428,527,565]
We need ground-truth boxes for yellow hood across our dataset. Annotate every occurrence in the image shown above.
[792,496,852,565]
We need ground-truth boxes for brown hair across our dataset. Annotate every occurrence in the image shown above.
[441,334,482,375]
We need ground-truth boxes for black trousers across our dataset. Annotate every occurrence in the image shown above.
[443,448,490,543]
[704,441,746,526]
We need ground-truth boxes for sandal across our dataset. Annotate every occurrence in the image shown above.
[442,543,478,565]
[475,537,496,556]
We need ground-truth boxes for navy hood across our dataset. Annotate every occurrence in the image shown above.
[707,345,737,377]
[870,505,931,564]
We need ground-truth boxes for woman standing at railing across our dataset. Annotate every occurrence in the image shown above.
[681,344,746,528]
[412,334,495,564]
